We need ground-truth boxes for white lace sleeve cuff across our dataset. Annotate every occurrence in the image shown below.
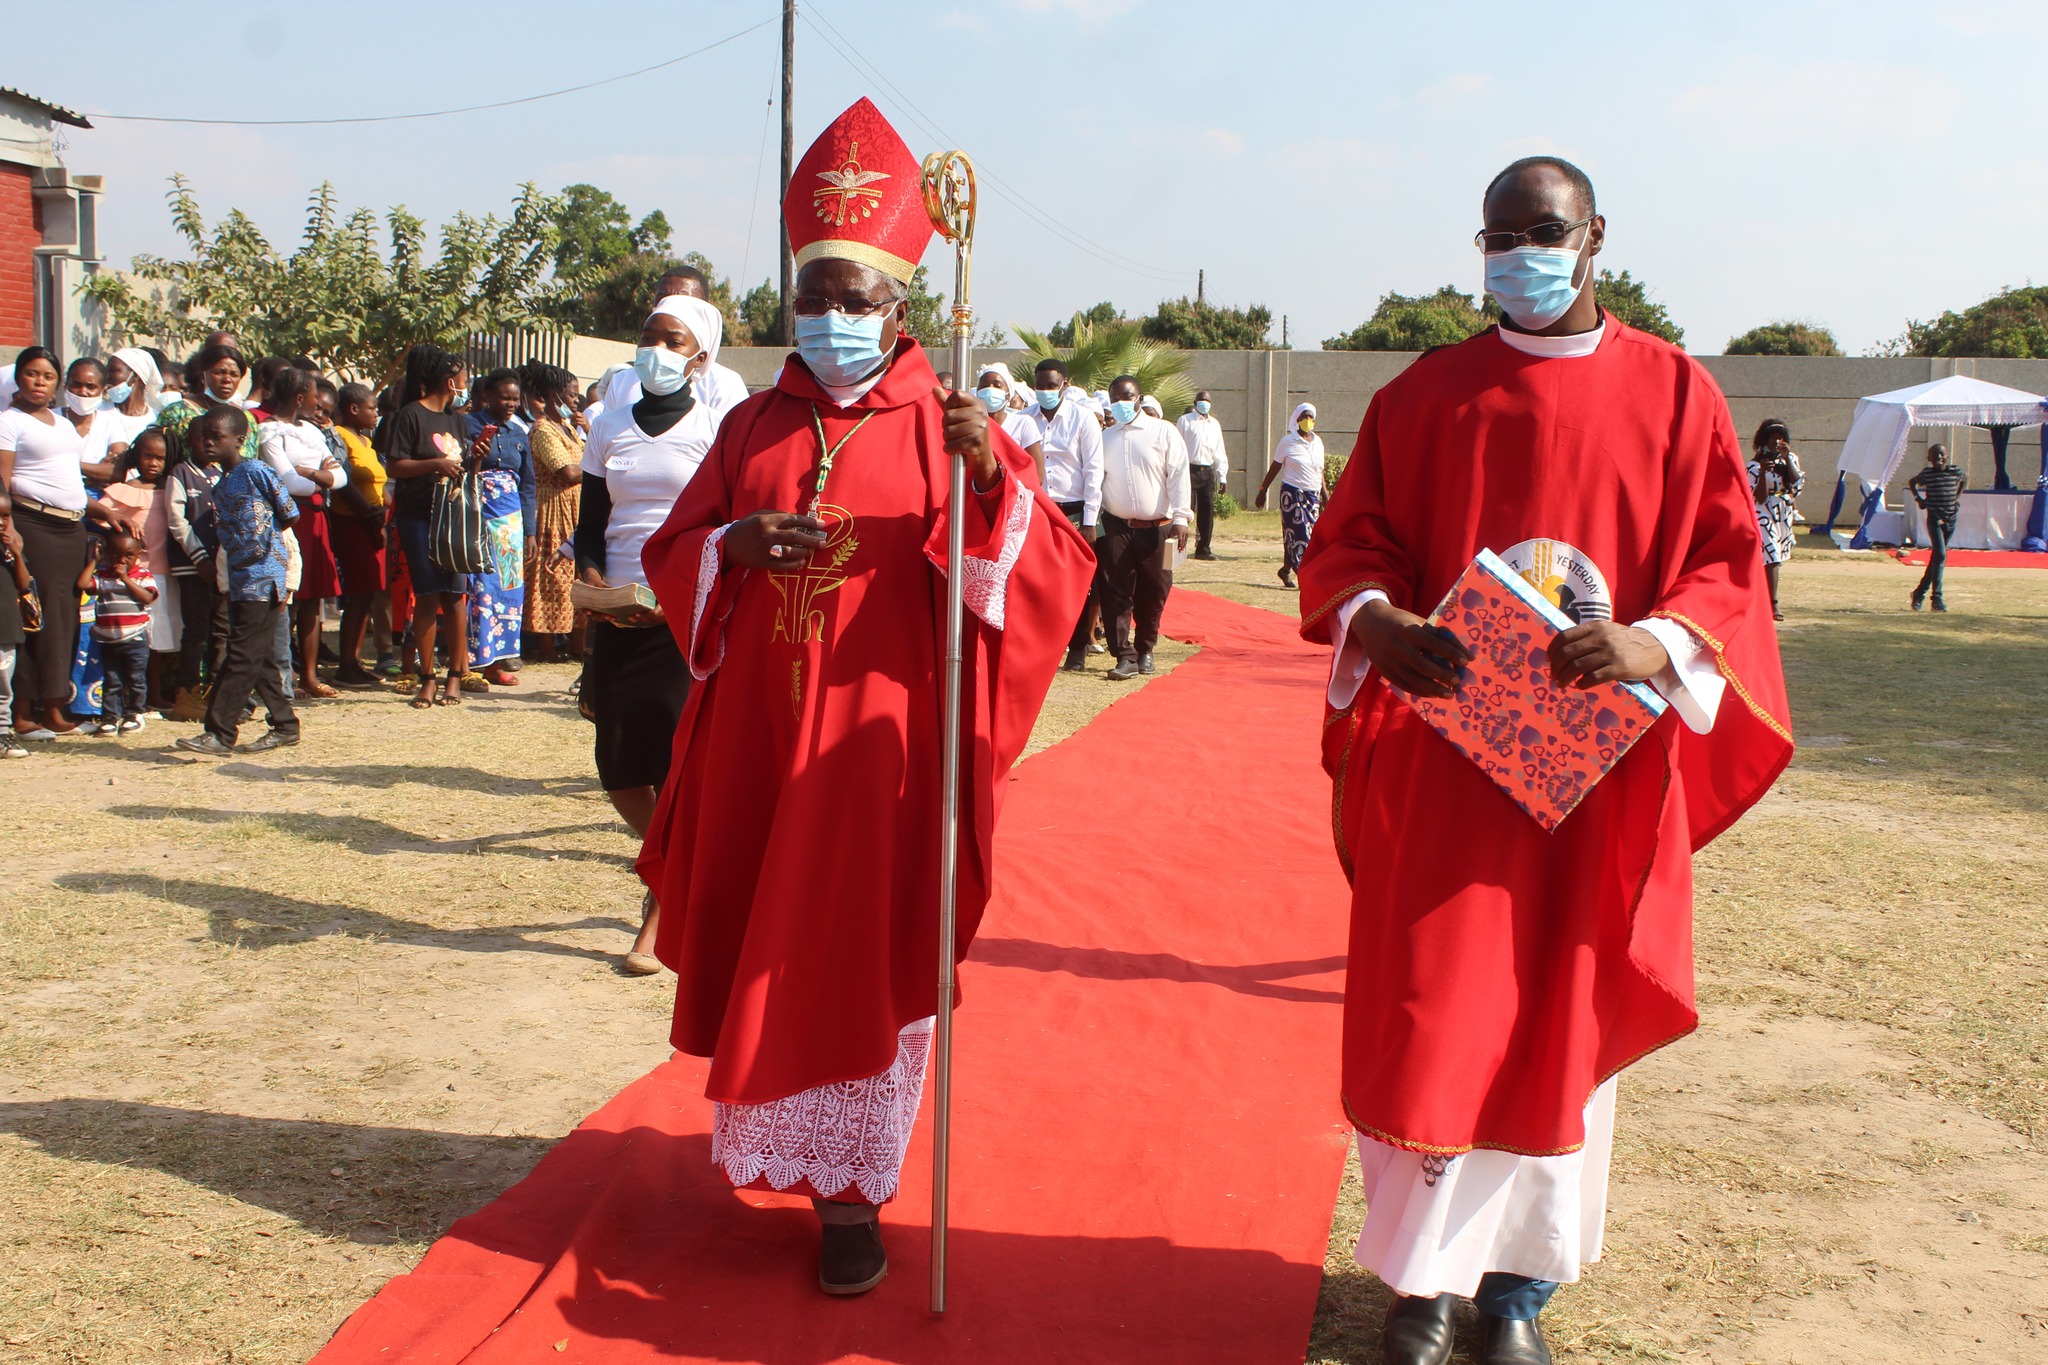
[690,523,736,681]
[1328,589,1389,710]
[1633,616,1724,734]
[950,478,1034,631]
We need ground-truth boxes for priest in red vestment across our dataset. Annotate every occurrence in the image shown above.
[1299,157,1793,1365]
[635,97,1096,1297]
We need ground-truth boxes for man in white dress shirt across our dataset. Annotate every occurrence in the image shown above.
[1096,374,1191,681]
[1176,389,1229,560]
[1033,357,1108,672]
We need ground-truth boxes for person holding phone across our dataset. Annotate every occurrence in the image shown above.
[383,345,485,709]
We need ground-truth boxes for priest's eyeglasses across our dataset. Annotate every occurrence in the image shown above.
[1474,216,1593,253]
[791,295,901,318]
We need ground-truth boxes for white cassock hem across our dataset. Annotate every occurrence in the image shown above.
[1353,1078,1616,1297]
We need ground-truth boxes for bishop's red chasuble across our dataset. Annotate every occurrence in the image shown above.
[637,337,1096,1107]
[1298,320,1793,1157]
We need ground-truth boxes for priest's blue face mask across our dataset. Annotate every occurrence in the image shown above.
[793,307,895,387]
[1483,239,1589,331]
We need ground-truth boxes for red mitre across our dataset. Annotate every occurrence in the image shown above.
[785,97,932,285]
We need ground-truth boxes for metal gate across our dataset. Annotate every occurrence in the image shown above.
[464,327,572,377]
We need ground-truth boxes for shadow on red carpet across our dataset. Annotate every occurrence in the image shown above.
[313,589,1353,1365]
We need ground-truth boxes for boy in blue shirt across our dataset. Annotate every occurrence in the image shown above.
[175,407,302,757]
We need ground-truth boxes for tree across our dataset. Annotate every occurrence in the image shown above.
[900,266,954,355]
[1724,320,1842,356]
[1323,285,1494,351]
[1142,296,1276,349]
[549,183,671,277]
[1044,302,1124,347]
[1010,316,1195,417]
[82,175,562,383]
[1894,285,2048,358]
[1593,269,1683,346]
[735,279,782,347]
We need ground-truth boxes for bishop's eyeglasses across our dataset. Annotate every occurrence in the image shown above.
[1473,216,1593,254]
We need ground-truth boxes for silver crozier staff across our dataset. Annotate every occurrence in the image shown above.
[920,147,976,1316]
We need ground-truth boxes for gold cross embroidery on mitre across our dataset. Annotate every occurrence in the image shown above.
[813,141,890,227]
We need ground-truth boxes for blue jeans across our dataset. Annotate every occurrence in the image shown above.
[98,634,151,721]
[1473,1272,1558,1321]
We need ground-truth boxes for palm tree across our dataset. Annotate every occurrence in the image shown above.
[1009,314,1196,418]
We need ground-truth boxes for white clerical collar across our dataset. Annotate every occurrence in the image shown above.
[1496,320,1606,358]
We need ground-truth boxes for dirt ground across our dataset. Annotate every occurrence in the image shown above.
[2,514,2044,1364]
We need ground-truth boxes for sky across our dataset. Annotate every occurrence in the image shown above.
[13,0,2048,354]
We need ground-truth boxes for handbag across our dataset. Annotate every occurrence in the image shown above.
[429,472,486,573]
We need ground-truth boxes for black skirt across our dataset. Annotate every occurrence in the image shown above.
[583,618,691,792]
[13,506,89,707]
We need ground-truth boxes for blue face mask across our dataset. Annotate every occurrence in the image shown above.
[635,344,697,398]
[555,402,573,421]
[974,386,1007,415]
[793,311,892,387]
[1194,399,1211,416]
[106,382,133,406]
[1109,399,1139,425]
[1483,244,1587,330]
[449,385,470,409]
[1035,387,1063,412]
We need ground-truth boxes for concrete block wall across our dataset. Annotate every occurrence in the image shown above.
[706,345,2048,520]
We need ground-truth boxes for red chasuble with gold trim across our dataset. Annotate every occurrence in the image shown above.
[1298,320,1793,1157]
[636,337,1095,1106]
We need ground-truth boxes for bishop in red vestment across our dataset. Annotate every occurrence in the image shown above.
[635,98,1095,1296]
[1299,158,1793,1365]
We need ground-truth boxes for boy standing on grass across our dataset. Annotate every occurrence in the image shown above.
[81,531,158,735]
[174,407,301,758]
[1907,443,1966,612]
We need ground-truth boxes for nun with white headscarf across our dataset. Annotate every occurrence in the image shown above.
[973,360,1045,478]
[574,292,726,976]
[1256,400,1326,588]
[98,347,164,453]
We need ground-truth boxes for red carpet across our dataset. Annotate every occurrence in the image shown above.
[313,590,1354,1365]
[1891,548,2048,569]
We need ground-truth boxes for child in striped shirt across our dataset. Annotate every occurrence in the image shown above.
[80,530,159,734]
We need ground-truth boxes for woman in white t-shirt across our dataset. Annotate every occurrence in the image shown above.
[0,348,129,736]
[573,294,724,974]
[60,358,124,486]
[1256,401,1327,588]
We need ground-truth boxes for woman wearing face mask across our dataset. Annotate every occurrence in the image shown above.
[385,344,484,709]
[1256,401,1326,588]
[575,293,722,976]
[972,362,1045,478]
[156,344,262,471]
[0,348,132,737]
[517,361,585,663]
[62,359,121,486]
[100,348,163,451]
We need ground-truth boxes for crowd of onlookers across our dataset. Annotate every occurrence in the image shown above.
[0,332,599,758]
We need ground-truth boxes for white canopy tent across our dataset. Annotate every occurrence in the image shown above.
[1827,374,2048,548]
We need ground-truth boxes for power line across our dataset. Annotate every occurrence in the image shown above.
[797,4,1192,288]
[739,75,778,290]
[85,20,775,127]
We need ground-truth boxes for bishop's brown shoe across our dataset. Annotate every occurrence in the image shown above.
[813,1197,886,1296]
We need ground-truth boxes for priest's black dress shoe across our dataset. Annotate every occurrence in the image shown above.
[1380,1292,1456,1365]
[1477,1313,1552,1365]
[813,1198,886,1295]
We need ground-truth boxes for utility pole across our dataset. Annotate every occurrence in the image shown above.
[779,0,796,346]
[1282,313,1289,347]
[1197,268,1204,306]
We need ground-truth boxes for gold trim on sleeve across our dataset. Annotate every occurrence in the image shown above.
[1647,609,1794,745]
[1302,579,1392,633]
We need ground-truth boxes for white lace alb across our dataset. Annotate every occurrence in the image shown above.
[710,1017,935,1203]
[944,478,1032,631]
[689,523,735,681]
